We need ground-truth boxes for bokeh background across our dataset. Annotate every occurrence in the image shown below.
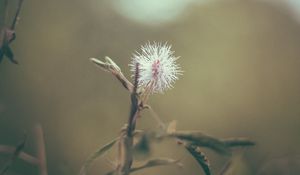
[1,0,300,174]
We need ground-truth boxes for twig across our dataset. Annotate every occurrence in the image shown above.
[0,135,26,175]
[11,0,24,30]
[117,64,140,175]
[3,0,9,26]
[34,124,48,175]
[90,57,133,92]
[0,145,39,165]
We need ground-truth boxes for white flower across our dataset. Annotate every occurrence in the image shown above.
[130,42,181,93]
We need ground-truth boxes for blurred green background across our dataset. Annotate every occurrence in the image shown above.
[1,0,300,174]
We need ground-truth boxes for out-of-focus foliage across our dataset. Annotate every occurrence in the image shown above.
[1,0,300,174]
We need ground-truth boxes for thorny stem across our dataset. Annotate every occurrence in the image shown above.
[117,64,140,175]
[127,63,140,136]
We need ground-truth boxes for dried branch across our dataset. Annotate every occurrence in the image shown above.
[116,63,140,175]
[11,0,24,30]
[90,57,133,92]
[0,135,26,175]
[116,128,133,175]
[34,124,48,175]
[0,145,39,165]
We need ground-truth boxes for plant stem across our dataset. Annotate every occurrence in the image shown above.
[0,145,39,165]
[117,64,140,175]
[34,124,48,175]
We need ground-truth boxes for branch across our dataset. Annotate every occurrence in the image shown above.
[0,135,26,175]
[34,124,48,175]
[0,145,39,165]
[90,57,133,92]
[11,0,24,30]
[116,63,140,175]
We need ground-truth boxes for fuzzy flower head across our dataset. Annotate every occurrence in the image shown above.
[130,42,182,93]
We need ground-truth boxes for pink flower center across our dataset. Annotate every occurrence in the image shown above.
[151,59,160,79]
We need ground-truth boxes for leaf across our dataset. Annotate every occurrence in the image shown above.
[130,157,183,173]
[170,131,230,155]
[222,138,255,148]
[185,143,211,175]
[133,134,151,160]
[0,48,4,63]
[0,135,27,175]
[79,138,117,175]
[4,46,18,64]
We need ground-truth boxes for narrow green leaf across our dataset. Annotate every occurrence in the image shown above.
[170,131,230,155]
[222,138,255,148]
[185,143,211,175]
[79,138,117,175]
